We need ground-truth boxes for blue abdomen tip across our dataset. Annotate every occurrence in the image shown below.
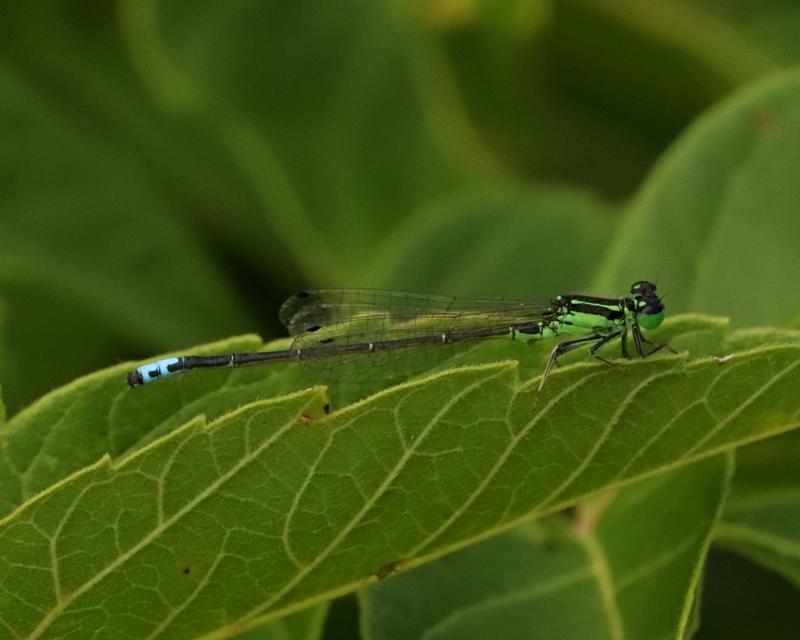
[137,357,181,384]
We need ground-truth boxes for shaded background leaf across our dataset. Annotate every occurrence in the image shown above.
[118,0,492,282]
[231,604,328,640]
[694,547,800,639]
[2,0,798,407]
[0,32,255,412]
[594,68,800,327]
[368,185,618,294]
[716,430,800,588]
[361,454,732,640]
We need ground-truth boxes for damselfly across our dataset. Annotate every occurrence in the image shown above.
[127,281,669,391]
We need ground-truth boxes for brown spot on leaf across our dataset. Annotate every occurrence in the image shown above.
[377,561,400,580]
[753,110,773,131]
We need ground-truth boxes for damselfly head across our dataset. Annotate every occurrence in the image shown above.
[629,280,665,329]
[630,280,657,296]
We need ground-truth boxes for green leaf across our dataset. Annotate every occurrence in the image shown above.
[361,454,732,640]
[0,335,309,518]
[0,329,797,638]
[367,185,618,294]
[0,63,252,412]
[723,326,800,352]
[594,69,800,327]
[0,314,750,519]
[716,430,800,588]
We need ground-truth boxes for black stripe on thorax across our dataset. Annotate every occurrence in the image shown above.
[566,302,625,321]
[563,294,622,305]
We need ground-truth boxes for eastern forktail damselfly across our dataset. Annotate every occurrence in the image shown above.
[127,281,669,391]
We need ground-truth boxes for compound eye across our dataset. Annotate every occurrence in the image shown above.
[631,280,656,296]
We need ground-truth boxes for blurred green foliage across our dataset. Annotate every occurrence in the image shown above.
[2,0,799,410]
[0,1,799,639]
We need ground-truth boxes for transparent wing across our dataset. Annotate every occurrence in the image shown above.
[279,289,553,336]
[279,289,555,382]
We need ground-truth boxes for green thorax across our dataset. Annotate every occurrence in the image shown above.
[554,296,625,335]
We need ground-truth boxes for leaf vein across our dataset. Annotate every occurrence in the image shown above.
[25,394,319,640]
[686,359,800,456]
[238,371,507,625]
[406,372,602,557]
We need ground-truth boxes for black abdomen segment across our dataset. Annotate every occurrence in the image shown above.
[130,324,522,387]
